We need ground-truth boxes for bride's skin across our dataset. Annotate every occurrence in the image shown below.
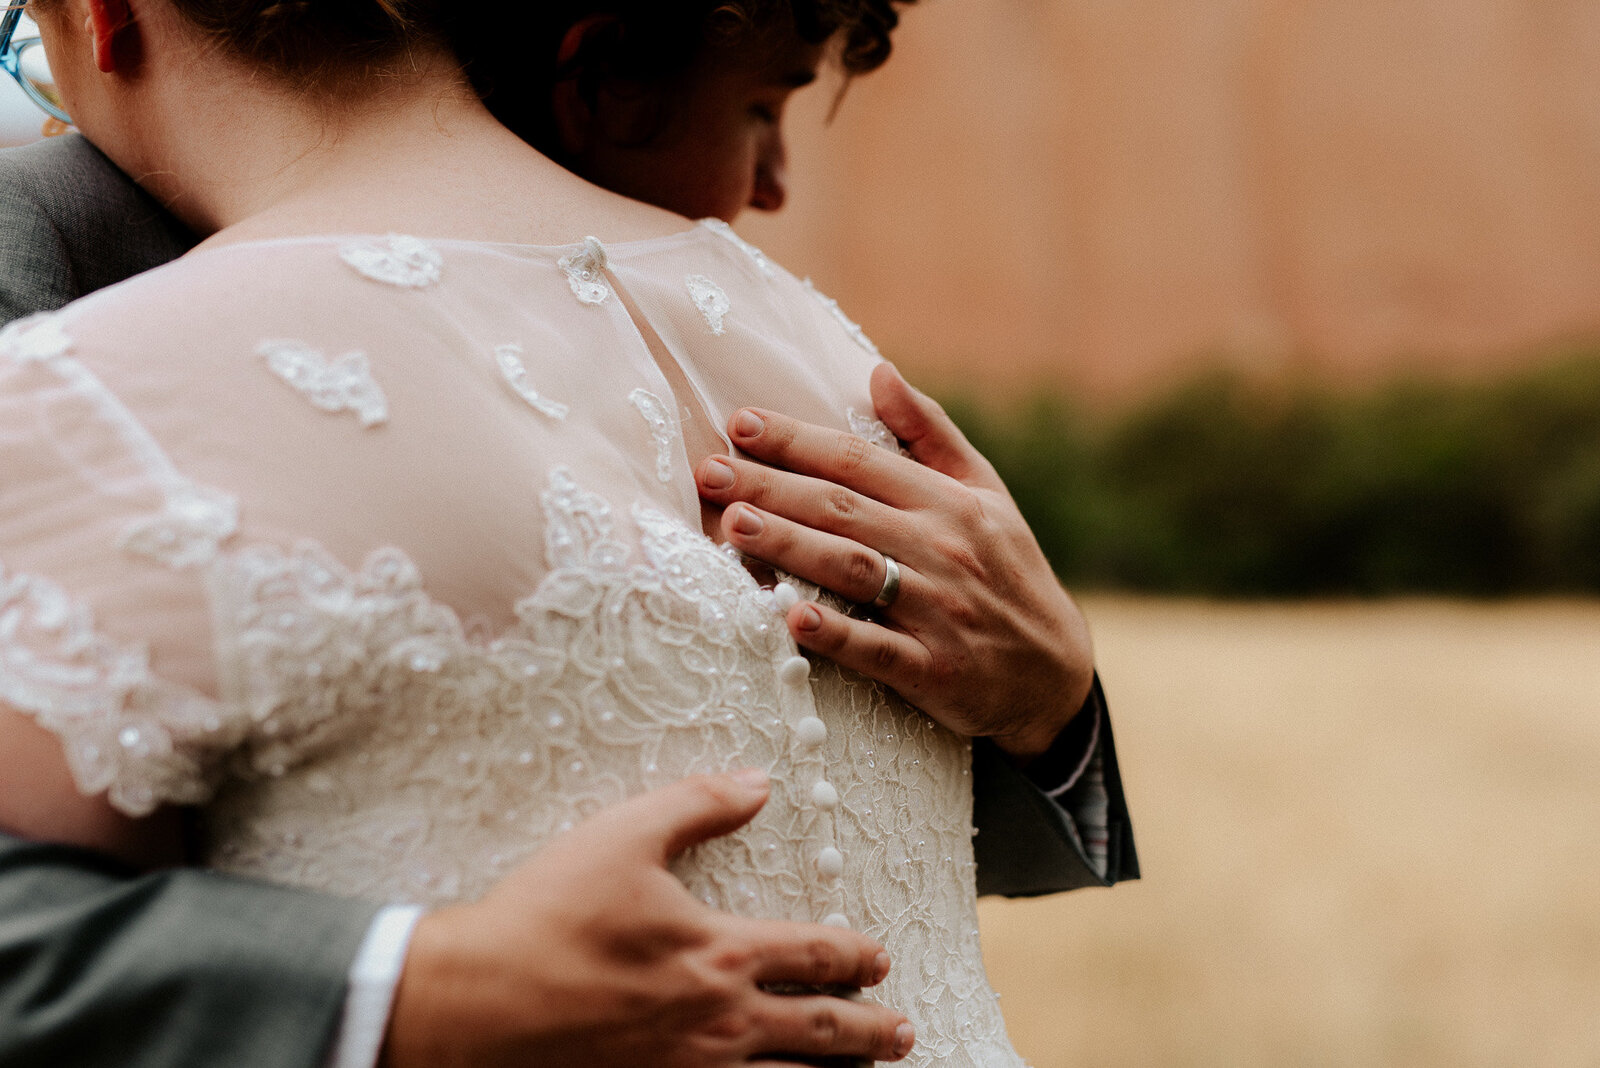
[2,1,918,1065]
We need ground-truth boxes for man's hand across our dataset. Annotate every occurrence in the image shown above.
[381,770,915,1067]
[696,362,1095,761]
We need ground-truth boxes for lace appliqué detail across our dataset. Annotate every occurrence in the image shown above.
[804,279,881,357]
[119,483,240,571]
[201,471,820,911]
[0,311,72,363]
[339,235,443,288]
[699,219,778,279]
[495,344,569,421]
[559,236,611,305]
[0,564,228,816]
[258,340,389,428]
[846,408,911,457]
[686,275,731,336]
[629,388,680,483]
[211,541,477,780]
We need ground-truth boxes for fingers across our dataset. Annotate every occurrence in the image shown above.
[747,991,916,1064]
[602,770,773,863]
[788,600,934,701]
[718,405,952,512]
[700,454,919,558]
[722,916,914,1062]
[869,362,1003,490]
[738,918,892,990]
[721,502,911,606]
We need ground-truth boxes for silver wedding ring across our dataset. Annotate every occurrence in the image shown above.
[871,554,902,609]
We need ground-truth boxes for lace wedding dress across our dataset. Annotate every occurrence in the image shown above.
[0,221,1025,1066]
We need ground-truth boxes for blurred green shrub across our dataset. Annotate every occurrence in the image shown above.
[942,348,1600,595]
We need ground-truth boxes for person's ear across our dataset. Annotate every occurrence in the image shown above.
[550,77,593,159]
[86,0,135,73]
[550,15,620,158]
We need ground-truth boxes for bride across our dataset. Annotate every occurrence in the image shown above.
[0,0,1105,1064]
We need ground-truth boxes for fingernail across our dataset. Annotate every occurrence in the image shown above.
[796,604,822,631]
[733,409,765,438]
[894,1022,916,1057]
[731,504,764,537]
[873,950,892,983]
[731,767,769,791]
[702,458,735,489]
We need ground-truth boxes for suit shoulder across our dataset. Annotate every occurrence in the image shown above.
[0,141,102,325]
[0,135,116,204]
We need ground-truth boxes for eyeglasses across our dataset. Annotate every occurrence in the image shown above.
[1,1,69,124]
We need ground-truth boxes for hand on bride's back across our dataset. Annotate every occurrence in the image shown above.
[697,362,1095,762]
[380,770,914,1068]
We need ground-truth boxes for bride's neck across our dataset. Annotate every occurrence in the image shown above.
[117,47,578,245]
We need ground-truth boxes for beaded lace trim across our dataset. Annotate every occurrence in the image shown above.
[257,340,389,428]
[339,235,443,289]
[559,236,611,305]
[686,274,731,335]
[495,343,569,420]
[629,388,681,483]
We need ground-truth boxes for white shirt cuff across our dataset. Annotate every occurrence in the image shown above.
[323,904,425,1068]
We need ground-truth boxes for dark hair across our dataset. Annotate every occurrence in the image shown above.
[447,0,915,159]
[84,0,907,128]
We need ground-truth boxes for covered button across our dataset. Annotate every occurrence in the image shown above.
[810,780,840,809]
[779,655,811,686]
[794,716,828,748]
[773,582,802,613]
[815,846,845,879]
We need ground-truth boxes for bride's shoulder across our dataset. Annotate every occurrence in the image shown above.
[60,236,345,321]
[47,235,453,357]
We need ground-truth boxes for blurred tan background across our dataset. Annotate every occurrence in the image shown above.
[980,597,1599,1066]
[742,0,1600,400]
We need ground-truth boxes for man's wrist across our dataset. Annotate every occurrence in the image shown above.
[1020,674,1104,795]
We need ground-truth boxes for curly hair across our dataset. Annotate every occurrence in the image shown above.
[448,0,916,159]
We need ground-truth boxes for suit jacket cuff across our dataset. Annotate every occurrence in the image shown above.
[972,674,1140,897]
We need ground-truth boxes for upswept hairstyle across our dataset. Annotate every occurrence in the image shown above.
[158,0,450,87]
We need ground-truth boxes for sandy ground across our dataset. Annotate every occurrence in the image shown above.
[977,598,1600,1067]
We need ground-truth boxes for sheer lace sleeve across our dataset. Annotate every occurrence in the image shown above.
[0,312,235,815]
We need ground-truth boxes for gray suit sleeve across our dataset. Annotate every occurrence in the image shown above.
[0,833,378,1068]
[972,675,1139,897]
[0,134,195,327]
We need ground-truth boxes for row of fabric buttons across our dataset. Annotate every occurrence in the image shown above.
[773,580,851,930]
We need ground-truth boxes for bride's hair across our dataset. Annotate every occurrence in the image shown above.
[98,0,452,87]
[447,0,915,159]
